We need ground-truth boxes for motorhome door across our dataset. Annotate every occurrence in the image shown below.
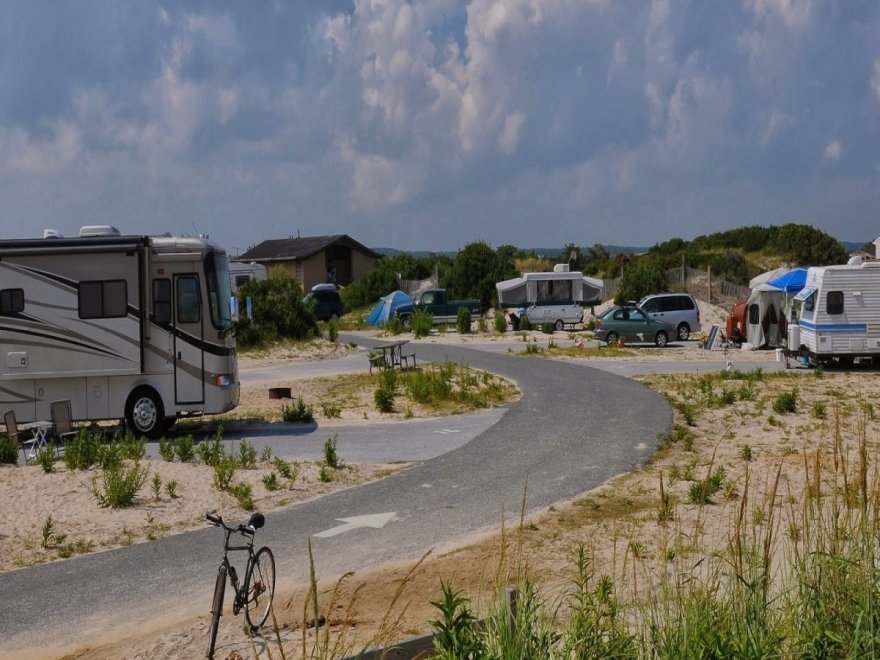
[173,274,205,404]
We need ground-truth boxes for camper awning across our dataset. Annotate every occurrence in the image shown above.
[794,287,816,301]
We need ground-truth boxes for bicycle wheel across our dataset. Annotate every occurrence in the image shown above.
[244,547,275,630]
[207,564,227,659]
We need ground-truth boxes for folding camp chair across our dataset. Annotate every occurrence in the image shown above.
[4,409,45,465]
[50,400,77,455]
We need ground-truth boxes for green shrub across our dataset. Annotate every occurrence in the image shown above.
[273,457,296,481]
[478,315,488,333]
[773,390,798,414]
[541,321,555,334]
[212,456,237,491]
[456,306,472,334]
[165,480,179,498]
[282,397,315,423]
[97,442,122,470]
[116,430,146,460]
[0,436,18,464]
[64,429,102,470]
[319,465,333,482]
[262,472,279,491]
[374,386,395,413]
[320,401,342,418]
[811,401,827,420]
[494,310,508,333]
[412,309,433,338]
[324,435,340,469]
[229,482,254,510]
[158,437,175,462]
[151,474,162,501]
[195,434,222,466]
[36,446,56,473]
[237,439,257,469]
[385,316,404,335]
[90,462,150,508]
[234,269,319,348]
[519,314,533,331]
[175,435,197,463]
[326,318,339,342]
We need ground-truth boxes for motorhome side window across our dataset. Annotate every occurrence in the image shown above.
[177,276,201,323]
[153,279,172,325]
[78,280,127,319]
[0,288,24,315]
[826,291,844,315]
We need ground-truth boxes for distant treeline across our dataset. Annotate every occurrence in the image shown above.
[352,224,852,311]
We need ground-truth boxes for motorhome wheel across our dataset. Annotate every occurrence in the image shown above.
[554,319,564,332]
[125,388,165,437]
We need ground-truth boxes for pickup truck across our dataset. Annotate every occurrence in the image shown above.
[395,289,480,326]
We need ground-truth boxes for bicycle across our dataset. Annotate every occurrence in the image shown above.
[205,511,276,659]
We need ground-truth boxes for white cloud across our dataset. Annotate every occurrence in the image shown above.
[2,122,82,174]
[825,140,842,161]
[497,111,525,154]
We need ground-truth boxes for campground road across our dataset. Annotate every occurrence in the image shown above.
[0,340,671,655]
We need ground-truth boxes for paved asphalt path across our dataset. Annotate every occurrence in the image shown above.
[0,337,672,655]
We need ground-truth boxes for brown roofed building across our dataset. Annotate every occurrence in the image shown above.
[235,234,381,292]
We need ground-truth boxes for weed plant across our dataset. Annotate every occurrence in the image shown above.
[541,321,555,334]
[478,315,489,333]
[151,474,162,501]
[412,309,433,338]
[195,434,222,465]
[64,429,102,470]
[494,310,508,334]
[212,456,237,491]
[165,480,179,498]
[262,472,279,491]
[175,435,196,463]
[90,462,149,508]
[324,435,340,469]
[773,390,798,414]
[385,317,403,335]
[237,439,257,469]
[326,318,339,342]
[518,314,533,331]
[320,401,342,418]
[282,397,315,423]
[229,482,254,510]
[158,437,175,462]
[0,435,18,464]
[456,306,472,334]
[36,446,55,473]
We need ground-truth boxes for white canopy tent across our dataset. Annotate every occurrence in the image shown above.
[744,283,786,348]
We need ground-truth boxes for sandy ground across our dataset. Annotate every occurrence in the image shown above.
[7,298,870,659]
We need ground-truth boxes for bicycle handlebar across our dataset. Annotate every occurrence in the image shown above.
[205,511,264,535]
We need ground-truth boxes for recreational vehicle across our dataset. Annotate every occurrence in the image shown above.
[0,226,240,436]
[495,264,604,330]
[228,261,267,291]
[790,260,880,365]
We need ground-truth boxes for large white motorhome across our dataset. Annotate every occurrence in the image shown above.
[496,264,604,330]
[790,259,880,365]
[0,226,240,436]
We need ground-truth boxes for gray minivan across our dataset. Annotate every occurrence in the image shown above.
[637,292,701,341]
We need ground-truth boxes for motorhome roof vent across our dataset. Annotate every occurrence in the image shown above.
[848,255,864,266]
[43,229,64,239]
[79,225,121,237]
[553,263,570,273]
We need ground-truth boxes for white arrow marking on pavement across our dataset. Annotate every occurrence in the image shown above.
[434,428,461,435]
[314,512,397,538]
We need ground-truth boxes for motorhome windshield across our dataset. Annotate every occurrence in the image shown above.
[206,252,234,332]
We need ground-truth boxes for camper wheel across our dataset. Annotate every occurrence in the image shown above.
[125,387,165,438]
[677,323,691,341]
[554,319,564,332]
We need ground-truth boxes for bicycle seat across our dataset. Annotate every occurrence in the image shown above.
[248,512,265,530]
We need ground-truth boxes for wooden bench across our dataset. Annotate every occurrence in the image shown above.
[368,350,387,374]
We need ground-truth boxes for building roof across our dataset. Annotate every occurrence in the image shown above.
[236,234,381,262]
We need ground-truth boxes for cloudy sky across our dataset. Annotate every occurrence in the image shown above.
[1,1,879,254]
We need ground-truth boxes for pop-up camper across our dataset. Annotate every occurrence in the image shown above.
[790,260,880,365]
[0,226,240,436]
[496,264,604,330]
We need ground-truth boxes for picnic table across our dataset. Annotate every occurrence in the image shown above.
[368,340,416,373]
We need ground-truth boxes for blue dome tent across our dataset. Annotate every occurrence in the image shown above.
[367,290,413,326]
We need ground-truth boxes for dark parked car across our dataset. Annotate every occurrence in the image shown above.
[303,284,343,321]
[594,305,675,347]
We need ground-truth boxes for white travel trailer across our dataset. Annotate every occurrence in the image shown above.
[228,261,267,291]
[790,259,880,365]
[0,226,240,436]
[496,264,604,330]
